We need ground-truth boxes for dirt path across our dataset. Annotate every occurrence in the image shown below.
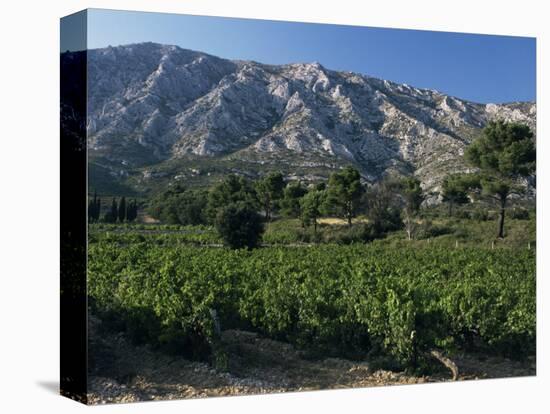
[88,318,535,404]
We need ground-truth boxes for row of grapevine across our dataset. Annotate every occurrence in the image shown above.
[88,241,535,370]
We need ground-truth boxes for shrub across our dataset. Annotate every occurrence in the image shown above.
[370,207,403,235]
[416,220,452,239]
[454,210,471,220]
[148,186,208,225]
[509,208,530,220]
[471,207,490,221]
[215,202,264,249]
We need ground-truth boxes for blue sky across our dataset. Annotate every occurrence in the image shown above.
[69,8,535,104]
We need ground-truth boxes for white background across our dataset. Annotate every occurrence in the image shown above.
[0,0,548,412]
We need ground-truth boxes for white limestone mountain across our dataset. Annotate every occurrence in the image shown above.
[84,42,536,195]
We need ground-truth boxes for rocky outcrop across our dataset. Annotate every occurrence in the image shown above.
[79,42,536,193]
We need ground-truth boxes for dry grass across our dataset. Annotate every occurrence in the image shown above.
[317,217,369,225]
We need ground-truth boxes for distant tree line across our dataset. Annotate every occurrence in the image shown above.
[147,165,422,248]
[146,120,536,248]
[88,192,138,223]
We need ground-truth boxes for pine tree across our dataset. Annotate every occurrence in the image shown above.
[441,175,470,217]
[255,172,285,221]
[280,182,307,219]
[325,166,363,228]
[465,120,535,238]
[300,190,325,235]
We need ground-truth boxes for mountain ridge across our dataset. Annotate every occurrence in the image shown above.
[79,42,536,196]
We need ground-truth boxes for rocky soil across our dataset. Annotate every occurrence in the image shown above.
[88,316,535,405]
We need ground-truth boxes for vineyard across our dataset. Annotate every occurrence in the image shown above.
[88,235,536,376]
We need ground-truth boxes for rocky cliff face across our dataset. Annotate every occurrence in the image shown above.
[82,42,536,194]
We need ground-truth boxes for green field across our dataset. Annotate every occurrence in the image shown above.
[88,219,536,373]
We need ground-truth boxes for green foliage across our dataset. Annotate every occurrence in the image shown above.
[366,179,403,236]
[415,220,452,240]
[89,241,536,367]
[215,202,265,249]
[315,182,327,191]
[206,175,259,223]
[102,198,118,223]
[509,207,530,220]
[466,120,535,177]
[471,207,490,221]
[464,120,535,238]
[280,182,308,219]
[89,223,221,245]
[255,171,285,221]
[88,190,101,222]
[125,199,138,222]
[118,196,126,223]
[321,223,380,244]
[398,177,424,241]
[325,166,364,227]
[399,177,425,213]
[300,190,325,233]
[441,174,470,216]
[149,185,208,225]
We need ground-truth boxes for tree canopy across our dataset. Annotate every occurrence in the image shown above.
[255,171,285,221]
[464,120,535,238]
[206,175,258,223]
[149,185,208,225]
[465,120,535,178]
[215,202,264,249]
[280,181,308,219]
[325,166,363,227]
[300,189,325,234]
[398,177,424,240]
[441,174,470,216]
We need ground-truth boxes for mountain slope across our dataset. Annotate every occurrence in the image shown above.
[81,42,536,195]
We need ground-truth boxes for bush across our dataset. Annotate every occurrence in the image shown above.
[319,221,409,245]
[369,207,403,235]
[453,226,469,239]
[321,225,362,244]
[471,207,490,221]
[509,208,530,220]
[294,227,322,244]
[416,220,452,239]
[454,210,471,220]
[149,187,208,225]
[215,202,265,249]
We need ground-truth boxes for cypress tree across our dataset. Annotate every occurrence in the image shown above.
[88,190,96,222]
[126,200,132,222]
[110,198,118,223]
[118,196,126,223]
[95,197,101,221]
[92,190,99,221]
[88,199,95,222]
[132,199,138,221]
[126,199,137,222]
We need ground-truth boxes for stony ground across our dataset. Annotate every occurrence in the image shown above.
[87,317,536,405]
